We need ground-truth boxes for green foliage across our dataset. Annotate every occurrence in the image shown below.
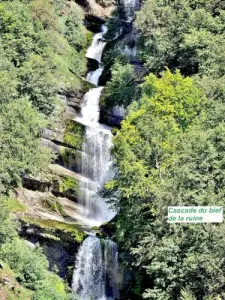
[0,264,32,299]
[135,0,225,77]
[179,289,197,300]
[0,0,86,298]
[64,4,86,51]
[141,69,205,129]
[0,199,72,298]
[59,176,78,194]
[0,99,52,192]
[0,238,71,299]
[30,0,60,31]
[32,273,72,300]
[0,238,48,289]
[0,46,18,103]
[0,0,87,113]
[0,0,39,65]
[102,61,138,108]
[109,68,225,299]
[64,120,85,149]
[19,54,58,115]
[0,197,17,244]
[5,197,28,213]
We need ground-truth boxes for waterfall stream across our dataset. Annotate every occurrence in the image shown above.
[74,25,115,227]
[72,236,119,300]
[72,25,119,300]
[121,0,139,21]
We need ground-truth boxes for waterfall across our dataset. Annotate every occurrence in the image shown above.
[74,24,115,227]
[73,23,119,300]
[72,236,105,300]
[74,85,115,227]
[86,25,107,63]
[122,0,139,21]
[72,236,119,300]
[87,67,104,86]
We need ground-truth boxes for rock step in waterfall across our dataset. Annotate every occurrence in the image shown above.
[72,24,119,300]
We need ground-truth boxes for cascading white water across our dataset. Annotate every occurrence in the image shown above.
[86,25,107,63]
[73,24,119,300]
[74,24,115,227]
[75,87,115,227]
[73,236,119,300]
[87,67,104,86]
[75,87,103,126]
[122,0,139,21]
[73,236,105,300]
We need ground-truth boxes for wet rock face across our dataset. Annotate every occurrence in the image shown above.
[22,167,79,202]
[85,14,105,32]
[74,0,90,9]
[100,109,124,127]
[87,57,100,71]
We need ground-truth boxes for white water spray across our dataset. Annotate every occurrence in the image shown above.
[73,236,119,300]
[87,67,104,86]
[73,24,119,300]
[86,25,107,63]
[122,0,139,21]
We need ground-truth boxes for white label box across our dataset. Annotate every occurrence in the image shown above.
[168,206,223,223]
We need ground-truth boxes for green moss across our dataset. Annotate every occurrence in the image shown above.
[60,147,77,168]
[6,198,28,213]
[59,176,78,194]
[63,120,85,149]
[21,217,86,243]
[80,77,95,93]
[42,197,67,217]
[64,133,81,148]
[86,30,94,46]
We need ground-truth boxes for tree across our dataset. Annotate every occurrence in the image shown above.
[108,69,225,299]
[135,0,225,77]
[102,62,138,108]
[19,54,58,115]
[0,99,52,192]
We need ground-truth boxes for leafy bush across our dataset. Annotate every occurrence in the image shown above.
[0,239,48,289]
[135,0,225,77]
[102,61,138,108]
[109,69,225,298]
[0,99,52,192]
[19,54,58,115]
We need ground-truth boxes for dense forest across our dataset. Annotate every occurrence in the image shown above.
[0,0,225,299]
[104,0,225,299]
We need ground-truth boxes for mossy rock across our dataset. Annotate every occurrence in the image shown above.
[81,76,95,91]
[51,174,78,200]
[59,176,78,194]
[21,217,86,243]
[41,196,67,217]
[63,120,85,150]
[5,198,28,213]
[60,147,82,172]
